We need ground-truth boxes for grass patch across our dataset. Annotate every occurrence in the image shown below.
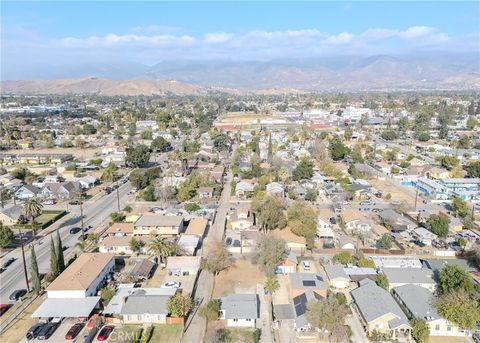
[149,324,183,343]
[215,328,258,343]
[34,210,66,226]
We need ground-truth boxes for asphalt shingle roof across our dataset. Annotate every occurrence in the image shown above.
[219,294,259,319]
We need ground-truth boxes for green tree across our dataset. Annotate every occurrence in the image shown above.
[344,126,353,141]
[411,318,430,343]
[22,197,43,231]
[147,236,175,264]
[0,223,14,248]
[329,137,350,161]
[151,136,172,153]
[466,116,478,130]
[213,133,231,152]
[184,202,200,212]
[198,299,220,321]
[251,196,287,231]
[129,237,142,254]
[306,294,349,342]
[142,185,157,201]
[264,277,280,294]
[438,265,475,295]
[381,129,397,141]
[126,144,151,167]
[357,257,375,268]
[100,286,116,304]
[375,272,389,290]
[456,135,471,149]
[435,290,480,330]
[287,201,317,250]
[467,161,480,178]
[304,189,317,202]
[254,234,287,277]
[440,156,459,171]
[452,196,470,218]
[377,234,393,249]
[110,211,126,223]
[56,230,65,273]
[333,251,353,265]
[427,214,450,238]
[140,130,153,140]
[30,244,41,295]
[101,163,117,182]
[417,132,430,142]
[292,158,314,181]
[50,236,59,277]
[167,293,193,317]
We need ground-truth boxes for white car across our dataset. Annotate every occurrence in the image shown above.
[302,261,311,271]
[162,281,181,288]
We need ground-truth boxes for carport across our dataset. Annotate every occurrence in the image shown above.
[32,297,101,318]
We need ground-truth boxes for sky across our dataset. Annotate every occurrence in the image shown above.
[1,1,480,77]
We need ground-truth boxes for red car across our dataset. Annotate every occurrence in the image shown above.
[0,304,9,316]
[65,323,84,340]
[97,325,114,341]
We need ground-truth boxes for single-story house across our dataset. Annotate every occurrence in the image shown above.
[411,227,437,246]
[382,268,436,292]
[276,251,298,274]
[184,218,208,238]
[324,265,350,289]
[0,204,23,226]
[15,184,41,199]
[197,186,214,198]
[230,207,254,231]
[219,294,259,327]
[98,236,152,255]
[104,222,135,237]
[178,234,201,255]
[166,256,202,276]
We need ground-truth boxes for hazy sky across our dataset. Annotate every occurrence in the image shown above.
[2,1,479,73]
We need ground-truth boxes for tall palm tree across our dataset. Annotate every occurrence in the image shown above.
[101,164,116,183]
[264,276,280,295]
[147,237,174,265]
[22,197,43,233]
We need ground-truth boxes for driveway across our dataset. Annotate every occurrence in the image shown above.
[256,284,274,343]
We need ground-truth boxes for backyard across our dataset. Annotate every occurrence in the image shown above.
[213,258,265,297]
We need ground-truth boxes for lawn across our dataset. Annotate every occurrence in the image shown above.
[34,210,66,226]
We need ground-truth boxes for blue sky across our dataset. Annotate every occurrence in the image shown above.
[2,1,479,75]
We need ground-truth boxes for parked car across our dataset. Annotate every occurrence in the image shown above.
[65,323,85,340]
[329,217,337,224]
[25,323,44,341]
[97,325,114,341]
[0,304,9,316]
[43,199,56,205]
[162,281,181,288]
[0,267,5,274]
[302,261,311,271]
[2,258,15,269]
[69,227,81,234]
[37,323,59,340]
[9,289,27,301]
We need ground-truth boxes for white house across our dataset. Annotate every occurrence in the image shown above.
[411,227,437,246]
[219,294,259,327]
[324,265,350,289]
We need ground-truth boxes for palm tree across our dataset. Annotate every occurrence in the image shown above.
[264,276,280,295]
[147,237,174,265]
[22,197,43,233]
[101,164,117,183]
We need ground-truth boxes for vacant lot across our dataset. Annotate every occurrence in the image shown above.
[213,258,265,297]
[428,337,473,343]
[3,147,100,160]
[369,179,415,203]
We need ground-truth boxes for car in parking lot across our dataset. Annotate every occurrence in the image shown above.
[25,323,45,341]
[65,323,85,340]
[302,261,311,270]
[43,199,56,205]
[97,325,114,341]
[2,258,15,269]
[68,200,80,205]
[37,323,59,340]
[9,289,27,301]
[162,281,181,288]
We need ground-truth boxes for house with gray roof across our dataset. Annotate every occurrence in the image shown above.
[0,204,23,226]
[382,268,436,292]
[219,294,259,327]
[133,214,184,236]
[393,284,472,337]
[324,265,350,289]
[351,279,411,339]
[15,184,41,200]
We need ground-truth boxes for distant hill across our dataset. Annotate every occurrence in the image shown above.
[2,54,479,94]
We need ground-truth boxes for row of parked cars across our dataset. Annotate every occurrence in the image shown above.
[26,319,114,341]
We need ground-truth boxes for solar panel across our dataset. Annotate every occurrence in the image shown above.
[302,280,316,287]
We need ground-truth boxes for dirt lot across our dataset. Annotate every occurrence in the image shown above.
[369,179,416,203]
[428,337,474,343]
[3,147,101,160]
[213,258,265,297]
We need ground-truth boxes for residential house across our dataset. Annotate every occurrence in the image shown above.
[393,284,472,337]
[0,204,23,226]
[378,209,412,232]
[351,279,411,339]
[411,227,437,246]
[273,228,306,253]
[344,267,377,282]
[337,236,356,250]
[219,294,259,328]
[197,186,214,198]
[324,265,350,289]
[340,209,371,234]
[103,286,176,324]
[235,181,255,198]
[177,235,201,255]
[371,256,423,269]
[382,268,436,292]
[317,210,333,238]
[133,214,184,236]
[230,207,254,231]
[15,184,41,200]
[41,181,80,200]
[104,222,135,237]
[225,230,259,254]
[184,218,208,238]
[415,178,449,201]
[276,251,298,274]
[166,256,202,276]
[266,182,284,197]
[98,236,152,255]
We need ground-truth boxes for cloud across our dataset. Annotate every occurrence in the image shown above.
[59,33,195,48]
[204,32,234,43]
[326,32,354,44]
[398,26,436,39]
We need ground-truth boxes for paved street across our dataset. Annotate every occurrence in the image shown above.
[0,182,132,303]
[181,171,232,343]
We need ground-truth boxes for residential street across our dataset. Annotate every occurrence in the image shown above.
[0,182,132,303]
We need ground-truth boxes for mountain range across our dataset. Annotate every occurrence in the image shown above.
[2,54,479,95]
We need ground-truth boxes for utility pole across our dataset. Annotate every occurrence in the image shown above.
[18,227,30,292]
[414,186,419,211]
[80,196,85,240]
[116,186,120,212]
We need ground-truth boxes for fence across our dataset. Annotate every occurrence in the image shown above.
[0,294,40,334]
